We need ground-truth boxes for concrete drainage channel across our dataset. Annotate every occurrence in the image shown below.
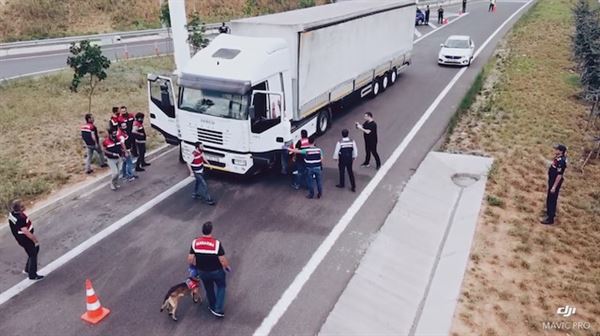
[319,152,493,336]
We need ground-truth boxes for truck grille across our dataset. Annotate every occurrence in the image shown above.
[197,128,223,145]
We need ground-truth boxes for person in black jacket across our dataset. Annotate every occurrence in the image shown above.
[81,114,107,174]
[425,5,430,24]
[8,200,44,280]
[356,112,381,170]
[541,144,568,225]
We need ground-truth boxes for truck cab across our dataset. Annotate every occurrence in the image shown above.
[149,34,294,175]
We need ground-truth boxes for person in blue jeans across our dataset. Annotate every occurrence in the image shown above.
[188,142,216,206]
[290,142,323,199]
[188,221,231,318]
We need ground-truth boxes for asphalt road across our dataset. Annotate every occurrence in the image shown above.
[0,1,533,335]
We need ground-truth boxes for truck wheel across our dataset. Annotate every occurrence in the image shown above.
[381,74,389,91]
[178,143,185,163]
[316,108,331,135]
[389,68,397,85]
[370,79,381,98]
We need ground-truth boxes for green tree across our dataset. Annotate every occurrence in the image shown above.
[66,40,111,114]
[186,12,208,53]
[299,0,316,8]
[159,1,171,28]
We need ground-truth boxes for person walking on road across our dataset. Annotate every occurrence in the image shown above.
[425,5,430,24]
[356,112,381,170]
[541,144,568,225]
[132,113,150,172]
[81,113,107,174]
[334,129,358,192]
[188,221,231,318]
[437,5,444,24]
[462,0,467,14]
[489,0,496,12]
[291,130,311,190]
[188,142,216,205]
[8,200,44,281]
[103,128,124,191]
[290,140,323,199]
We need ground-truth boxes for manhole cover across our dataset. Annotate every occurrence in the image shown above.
[451,173,479,188]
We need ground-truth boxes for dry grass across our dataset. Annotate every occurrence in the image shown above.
[0,56,174,210]
[0,0,329,42]
[446,0,600,334]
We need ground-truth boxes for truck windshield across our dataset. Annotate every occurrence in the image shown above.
[180,87,249,120]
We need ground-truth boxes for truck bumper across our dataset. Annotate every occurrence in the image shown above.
[180,142,275,176]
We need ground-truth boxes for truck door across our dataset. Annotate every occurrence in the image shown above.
[147,74,179,145]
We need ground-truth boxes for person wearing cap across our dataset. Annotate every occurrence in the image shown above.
[188,142,216,205]
[541,144,567,225]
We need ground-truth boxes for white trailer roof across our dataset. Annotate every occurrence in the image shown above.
[231,0,415,31]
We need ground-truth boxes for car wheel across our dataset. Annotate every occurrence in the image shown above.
[467,57,472,66]
[389,68,397,85]
[316,108,331,135]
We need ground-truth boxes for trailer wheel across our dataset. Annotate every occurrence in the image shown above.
[381,74,389,91]
[389,68,397,85]
[316,108,331,135]
[370,79,381,98]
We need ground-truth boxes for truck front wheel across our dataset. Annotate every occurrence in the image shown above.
[178,143,186,163]
[316,108,331,135]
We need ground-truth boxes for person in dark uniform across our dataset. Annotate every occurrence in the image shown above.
[103,128,124,190]
[356,112,381,169]
[437,6,444,24]
[81,113,107,174]
[291,130,311,190]
[333,129,358,192]
[8,200,44,280]
[218,22,230,34]
[132,113,150,172]
[541,144,567,225]
[462,0,467,13]
[188,221,230,318]
[289,140,323,199]
[425,5,430,24]
[120,106,137,157]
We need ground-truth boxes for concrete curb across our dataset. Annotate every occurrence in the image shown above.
[26,144,174,221]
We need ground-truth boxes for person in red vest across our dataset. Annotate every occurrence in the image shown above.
[187,221,230,318]
[8,199,44,281]
[291,129,311,190]
[188,142,216,205]
[120,106,137,157]
[103,128,123,190]
[81,113,107,174]
[109,106,123,130]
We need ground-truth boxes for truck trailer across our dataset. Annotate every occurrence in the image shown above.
[149,0,415,175]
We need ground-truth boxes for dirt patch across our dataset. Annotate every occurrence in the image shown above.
[446,0,600,335]
[0,56,175,211]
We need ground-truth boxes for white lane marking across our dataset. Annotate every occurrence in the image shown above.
[0,176,193,306]
[253,0,534,334]
[414,28,423,38]
[428,22,438,29]
[415,13,470,44]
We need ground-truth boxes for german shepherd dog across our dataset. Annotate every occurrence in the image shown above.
[160,278,201,321]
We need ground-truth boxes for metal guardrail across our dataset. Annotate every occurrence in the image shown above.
[0,23,222,50]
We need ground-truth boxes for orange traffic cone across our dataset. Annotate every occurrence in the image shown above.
[443,18,449,24]
[81,279,110,324]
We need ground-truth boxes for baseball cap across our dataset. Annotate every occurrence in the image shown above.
[554,144,567,153]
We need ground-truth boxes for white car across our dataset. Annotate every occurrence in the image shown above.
[438,35,475,66]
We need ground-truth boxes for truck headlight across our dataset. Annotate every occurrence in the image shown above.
[232,159,247,166]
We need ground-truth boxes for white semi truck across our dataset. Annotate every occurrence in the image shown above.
[149,0,415,175]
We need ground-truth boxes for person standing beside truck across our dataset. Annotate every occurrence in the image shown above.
[333,129,358,192]
[356,112,381,170]
[289,140,324,199]
[425,5,430,24]
[189,142,216,206]
[132,113,150,172]
[292,130,311,190]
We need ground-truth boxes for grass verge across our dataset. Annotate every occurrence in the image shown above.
[446,0,600,334]
[0,56,174,210]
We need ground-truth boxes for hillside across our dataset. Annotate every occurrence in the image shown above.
[0,0,328,42]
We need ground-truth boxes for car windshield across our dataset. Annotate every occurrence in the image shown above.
[445,39,470,48]
[180,87,249,120]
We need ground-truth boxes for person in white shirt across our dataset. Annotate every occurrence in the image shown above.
[333,129,358,192]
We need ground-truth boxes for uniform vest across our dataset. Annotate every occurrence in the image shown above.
[338,138,354,161]
[133,120,146,143]
[81,123,96,146]
[103,137,122,159]
[8,212,33,236]
[190,149,205,173]
[304,147,322,168]
[117,128,132,150]
[191,236,220,255]
[299,138,310,148]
